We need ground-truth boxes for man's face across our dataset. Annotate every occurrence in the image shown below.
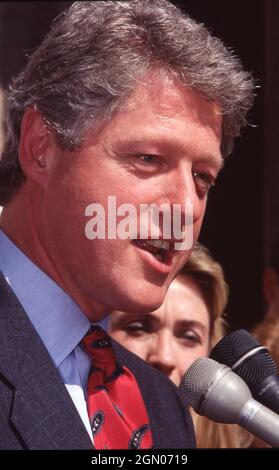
[39,76,223,319]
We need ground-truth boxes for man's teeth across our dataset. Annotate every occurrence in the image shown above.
[145,240,170,250]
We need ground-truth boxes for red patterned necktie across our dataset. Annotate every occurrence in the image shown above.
[82,325,153,449]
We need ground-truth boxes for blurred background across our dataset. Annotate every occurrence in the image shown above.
[0,1,277,331]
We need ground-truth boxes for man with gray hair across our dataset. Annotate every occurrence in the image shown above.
[0,1,254,449]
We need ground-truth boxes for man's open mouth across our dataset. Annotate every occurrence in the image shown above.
[132,239,175,263]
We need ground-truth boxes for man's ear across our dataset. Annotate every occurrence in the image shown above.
[18,106,57,188]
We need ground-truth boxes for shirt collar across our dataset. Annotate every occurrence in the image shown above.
[0,229,91,367]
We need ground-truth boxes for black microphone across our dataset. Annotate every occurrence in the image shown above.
[179,357,279,447]
[210,329,279,414]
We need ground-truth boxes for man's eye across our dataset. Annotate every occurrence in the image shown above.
[193,171,215,197]
[137,154,158,165]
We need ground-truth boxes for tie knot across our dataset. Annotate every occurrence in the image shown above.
[82,325,115,364]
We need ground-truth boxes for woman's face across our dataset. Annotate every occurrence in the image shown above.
[109,274,210,386]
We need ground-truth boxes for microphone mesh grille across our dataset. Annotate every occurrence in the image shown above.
[210,329,260,367]
[210,329,278,386]
[236,352,277,385]
[178,357,227,407]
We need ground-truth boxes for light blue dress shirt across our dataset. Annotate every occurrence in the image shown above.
[0,229,95,440]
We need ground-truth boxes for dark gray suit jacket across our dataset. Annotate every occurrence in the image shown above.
[0,272,196,449]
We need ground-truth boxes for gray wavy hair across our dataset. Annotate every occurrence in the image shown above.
[0,0,254,205]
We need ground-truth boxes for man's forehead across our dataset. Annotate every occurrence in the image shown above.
[123,72,220,116]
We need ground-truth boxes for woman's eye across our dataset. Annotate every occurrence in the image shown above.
[124,321,148,335]
[193,171,215,197]
[126,321,144,330]
[181,331,201,345]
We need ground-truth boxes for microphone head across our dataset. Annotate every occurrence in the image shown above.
[210,329,278,388]
[178,357,228,406]
[179,357,252,423]
[211,329,261,367]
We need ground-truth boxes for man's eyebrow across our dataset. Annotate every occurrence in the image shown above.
[201,155,224,173]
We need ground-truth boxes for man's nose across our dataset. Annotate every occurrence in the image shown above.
[175,165,205,226]
[147,331,176,377]
[157,166,204,228]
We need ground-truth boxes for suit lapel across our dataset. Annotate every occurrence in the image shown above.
[0,273,93,449]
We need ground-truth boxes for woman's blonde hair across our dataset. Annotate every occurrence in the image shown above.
[181,243,228,348]
[181,243,252,448]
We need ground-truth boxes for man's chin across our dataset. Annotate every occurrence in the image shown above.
[113,294,166,315]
